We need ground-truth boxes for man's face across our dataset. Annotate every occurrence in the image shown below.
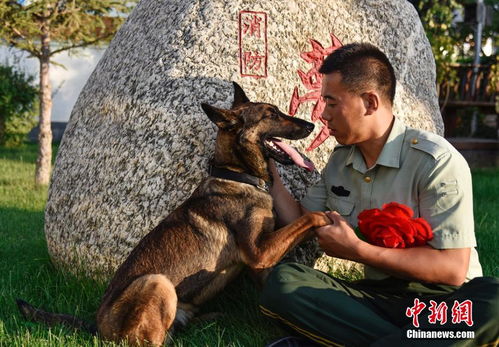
[321,72,369,145]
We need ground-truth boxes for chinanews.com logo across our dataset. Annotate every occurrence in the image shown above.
[407,330,475,339]
[405,298,475,340]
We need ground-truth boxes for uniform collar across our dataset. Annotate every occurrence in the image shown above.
[345,117,406,172]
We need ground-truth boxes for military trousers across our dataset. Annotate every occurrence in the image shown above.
[259,263,499,347]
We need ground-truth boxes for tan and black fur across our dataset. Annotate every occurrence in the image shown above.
[17,82,330,346]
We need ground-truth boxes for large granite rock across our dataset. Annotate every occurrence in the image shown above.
[45,0,443,278]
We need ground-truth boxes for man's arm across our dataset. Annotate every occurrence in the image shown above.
[268,160,307,227]
[316,211,470,286]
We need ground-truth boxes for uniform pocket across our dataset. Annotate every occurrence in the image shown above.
[326,196,355,216]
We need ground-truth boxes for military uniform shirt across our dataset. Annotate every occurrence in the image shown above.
[301,117,483,281]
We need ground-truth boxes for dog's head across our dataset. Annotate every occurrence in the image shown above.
[201,82,314,180]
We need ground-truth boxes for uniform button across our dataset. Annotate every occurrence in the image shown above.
[364,176,372,183]
[411,138,419,145]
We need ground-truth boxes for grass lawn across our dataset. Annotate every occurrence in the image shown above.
[0,144,497,346]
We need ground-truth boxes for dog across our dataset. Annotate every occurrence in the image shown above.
[17,82,331,346]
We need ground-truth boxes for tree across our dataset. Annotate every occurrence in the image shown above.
[412,0,498,91]
[0,0,135,185]
[412,0,498,138]
[0,63,38,146]
[415,0,463,88]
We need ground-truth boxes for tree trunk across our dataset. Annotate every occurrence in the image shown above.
[35,27,53,186]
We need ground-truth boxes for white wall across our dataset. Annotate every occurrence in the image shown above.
[0,45,105,122]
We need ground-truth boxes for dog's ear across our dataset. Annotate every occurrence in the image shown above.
[232,82,250,108]
[201,103,240,130]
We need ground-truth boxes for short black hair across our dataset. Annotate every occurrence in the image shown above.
[319,43,396,104]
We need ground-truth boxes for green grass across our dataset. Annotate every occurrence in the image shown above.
[0,144,282,347]
[471,168,499,277]
[0,144,497,346]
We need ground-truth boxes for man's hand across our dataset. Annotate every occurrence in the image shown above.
[268,159,305,227]
[315,211,470,286]
[315,211,364,261]
[268,159,278,179]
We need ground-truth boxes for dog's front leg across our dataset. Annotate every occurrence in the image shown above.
[238,210,330,271]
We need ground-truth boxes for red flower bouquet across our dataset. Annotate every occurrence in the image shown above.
[357,202,433,248]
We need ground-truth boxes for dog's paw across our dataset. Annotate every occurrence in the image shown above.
[173,308,194,329]
[309,212,332,228]
[16,299,36,320]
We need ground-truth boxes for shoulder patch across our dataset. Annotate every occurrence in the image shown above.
[408,130,451,160]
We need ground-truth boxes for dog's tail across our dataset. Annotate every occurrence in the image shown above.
[16,299,97,334]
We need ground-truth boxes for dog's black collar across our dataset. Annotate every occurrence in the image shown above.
[208,166,270,193]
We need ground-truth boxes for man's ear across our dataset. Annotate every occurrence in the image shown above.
[362,91,379,116]
[232,82,250,108]
[201,103,240,129]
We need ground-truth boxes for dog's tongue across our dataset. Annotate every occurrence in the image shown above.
[271,139,315,172]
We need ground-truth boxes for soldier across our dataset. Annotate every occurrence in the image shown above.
[261,43,499,347]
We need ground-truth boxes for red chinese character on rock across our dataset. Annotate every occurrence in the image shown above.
[239,11,267,78]
[428,300,448,325]
[243,51,265,71]
[406,298,427,328]
[242,14,262,38]
[289,34,342,151]
[452,300,474,327]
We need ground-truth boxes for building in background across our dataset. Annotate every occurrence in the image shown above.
[0,46,105,123]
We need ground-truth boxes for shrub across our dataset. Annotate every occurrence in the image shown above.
[0,64,38,147]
